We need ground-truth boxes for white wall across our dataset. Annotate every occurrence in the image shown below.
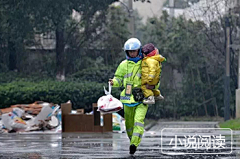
[116,0,167,23]
[133,0,167,23]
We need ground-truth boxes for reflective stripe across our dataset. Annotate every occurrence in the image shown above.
[134,122,144,128]
[124,72,140,78]
[136,73,141,78]
[115,78,122,85]
[132,133,142,138]
[127,128,133,132]
[120,96,130,100]
[149,74,155,78]
[124,73,133,78]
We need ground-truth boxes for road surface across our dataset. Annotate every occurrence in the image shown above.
[0,122,238,158]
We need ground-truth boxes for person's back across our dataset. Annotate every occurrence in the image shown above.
[141,43,166,104]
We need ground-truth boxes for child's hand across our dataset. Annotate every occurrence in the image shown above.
[146,84,155,90]
[109,79,114,86]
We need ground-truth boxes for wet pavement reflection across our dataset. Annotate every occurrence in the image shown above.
[0,122,239,158]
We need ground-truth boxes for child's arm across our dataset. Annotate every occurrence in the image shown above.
[159,54,166,62]
[156,49,166,62]
[147,59,159,83]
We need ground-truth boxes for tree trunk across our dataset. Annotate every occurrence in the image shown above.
[56,26,65,81]
[205,65,219,116]
[191,69,198,116]
[8,40,17,71]
[172,68,177,119]
[197,68,208,116]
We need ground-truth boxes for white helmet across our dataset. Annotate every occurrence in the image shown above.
[124,38,141,51]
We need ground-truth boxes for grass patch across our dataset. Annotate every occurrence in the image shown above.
[219,118,240,130]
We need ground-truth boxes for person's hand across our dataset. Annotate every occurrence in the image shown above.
[109,79,113,86]
[146,84,155,90]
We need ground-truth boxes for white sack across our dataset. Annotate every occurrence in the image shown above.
[97,82,123,114]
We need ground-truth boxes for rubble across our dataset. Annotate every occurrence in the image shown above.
[0,101,125,134]
[0,101,55,115]
[0,101,61,133]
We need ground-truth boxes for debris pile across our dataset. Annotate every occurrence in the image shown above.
[0,101,125,133]
[0,101,61,133]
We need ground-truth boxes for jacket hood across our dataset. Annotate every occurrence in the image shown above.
[143,49,166,62]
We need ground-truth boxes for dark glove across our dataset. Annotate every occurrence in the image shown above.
[132,88,144,102]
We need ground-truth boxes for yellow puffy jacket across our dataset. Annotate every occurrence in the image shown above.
[141,52,166,85]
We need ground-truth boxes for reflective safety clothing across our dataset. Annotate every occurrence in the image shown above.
[112,59,148,147]
[112,60,142,104]
[124,103,148,147]
[141,53,166,97]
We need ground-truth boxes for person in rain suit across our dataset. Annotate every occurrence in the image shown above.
[109,38,151,155]
[141,43,166,105]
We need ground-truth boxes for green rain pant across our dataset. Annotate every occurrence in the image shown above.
[124,103,148,147]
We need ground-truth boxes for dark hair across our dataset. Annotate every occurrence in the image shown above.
[142,43,155,54]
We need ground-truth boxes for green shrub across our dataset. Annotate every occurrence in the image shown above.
[0,80,120,112]
[71,66,116,83]
[0,72,55,83]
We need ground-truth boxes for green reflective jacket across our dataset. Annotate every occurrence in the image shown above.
[112,60,142,104]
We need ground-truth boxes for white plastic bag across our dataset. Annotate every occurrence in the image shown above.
[12,108,25,117]
[27,105,53,126]
[2,111,27,131]
[97,82,123,114]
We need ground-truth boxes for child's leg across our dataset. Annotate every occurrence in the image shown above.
[153,87,164,100]
[141,84,155,104]
[152,88,160,96]
[153,82,164,100]
[141,84,154,98]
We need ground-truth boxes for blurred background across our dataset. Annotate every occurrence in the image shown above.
[0,0,239,120]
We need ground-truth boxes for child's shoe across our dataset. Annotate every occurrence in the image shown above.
[143,96,155,104]
[155,94,164,100]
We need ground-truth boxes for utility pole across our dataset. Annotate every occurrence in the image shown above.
[236,42,240,118]
[233,0,240,118]
[128,0,135,37]
[224,16,231,121]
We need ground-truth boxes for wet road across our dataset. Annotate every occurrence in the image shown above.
[0,122,239,159]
